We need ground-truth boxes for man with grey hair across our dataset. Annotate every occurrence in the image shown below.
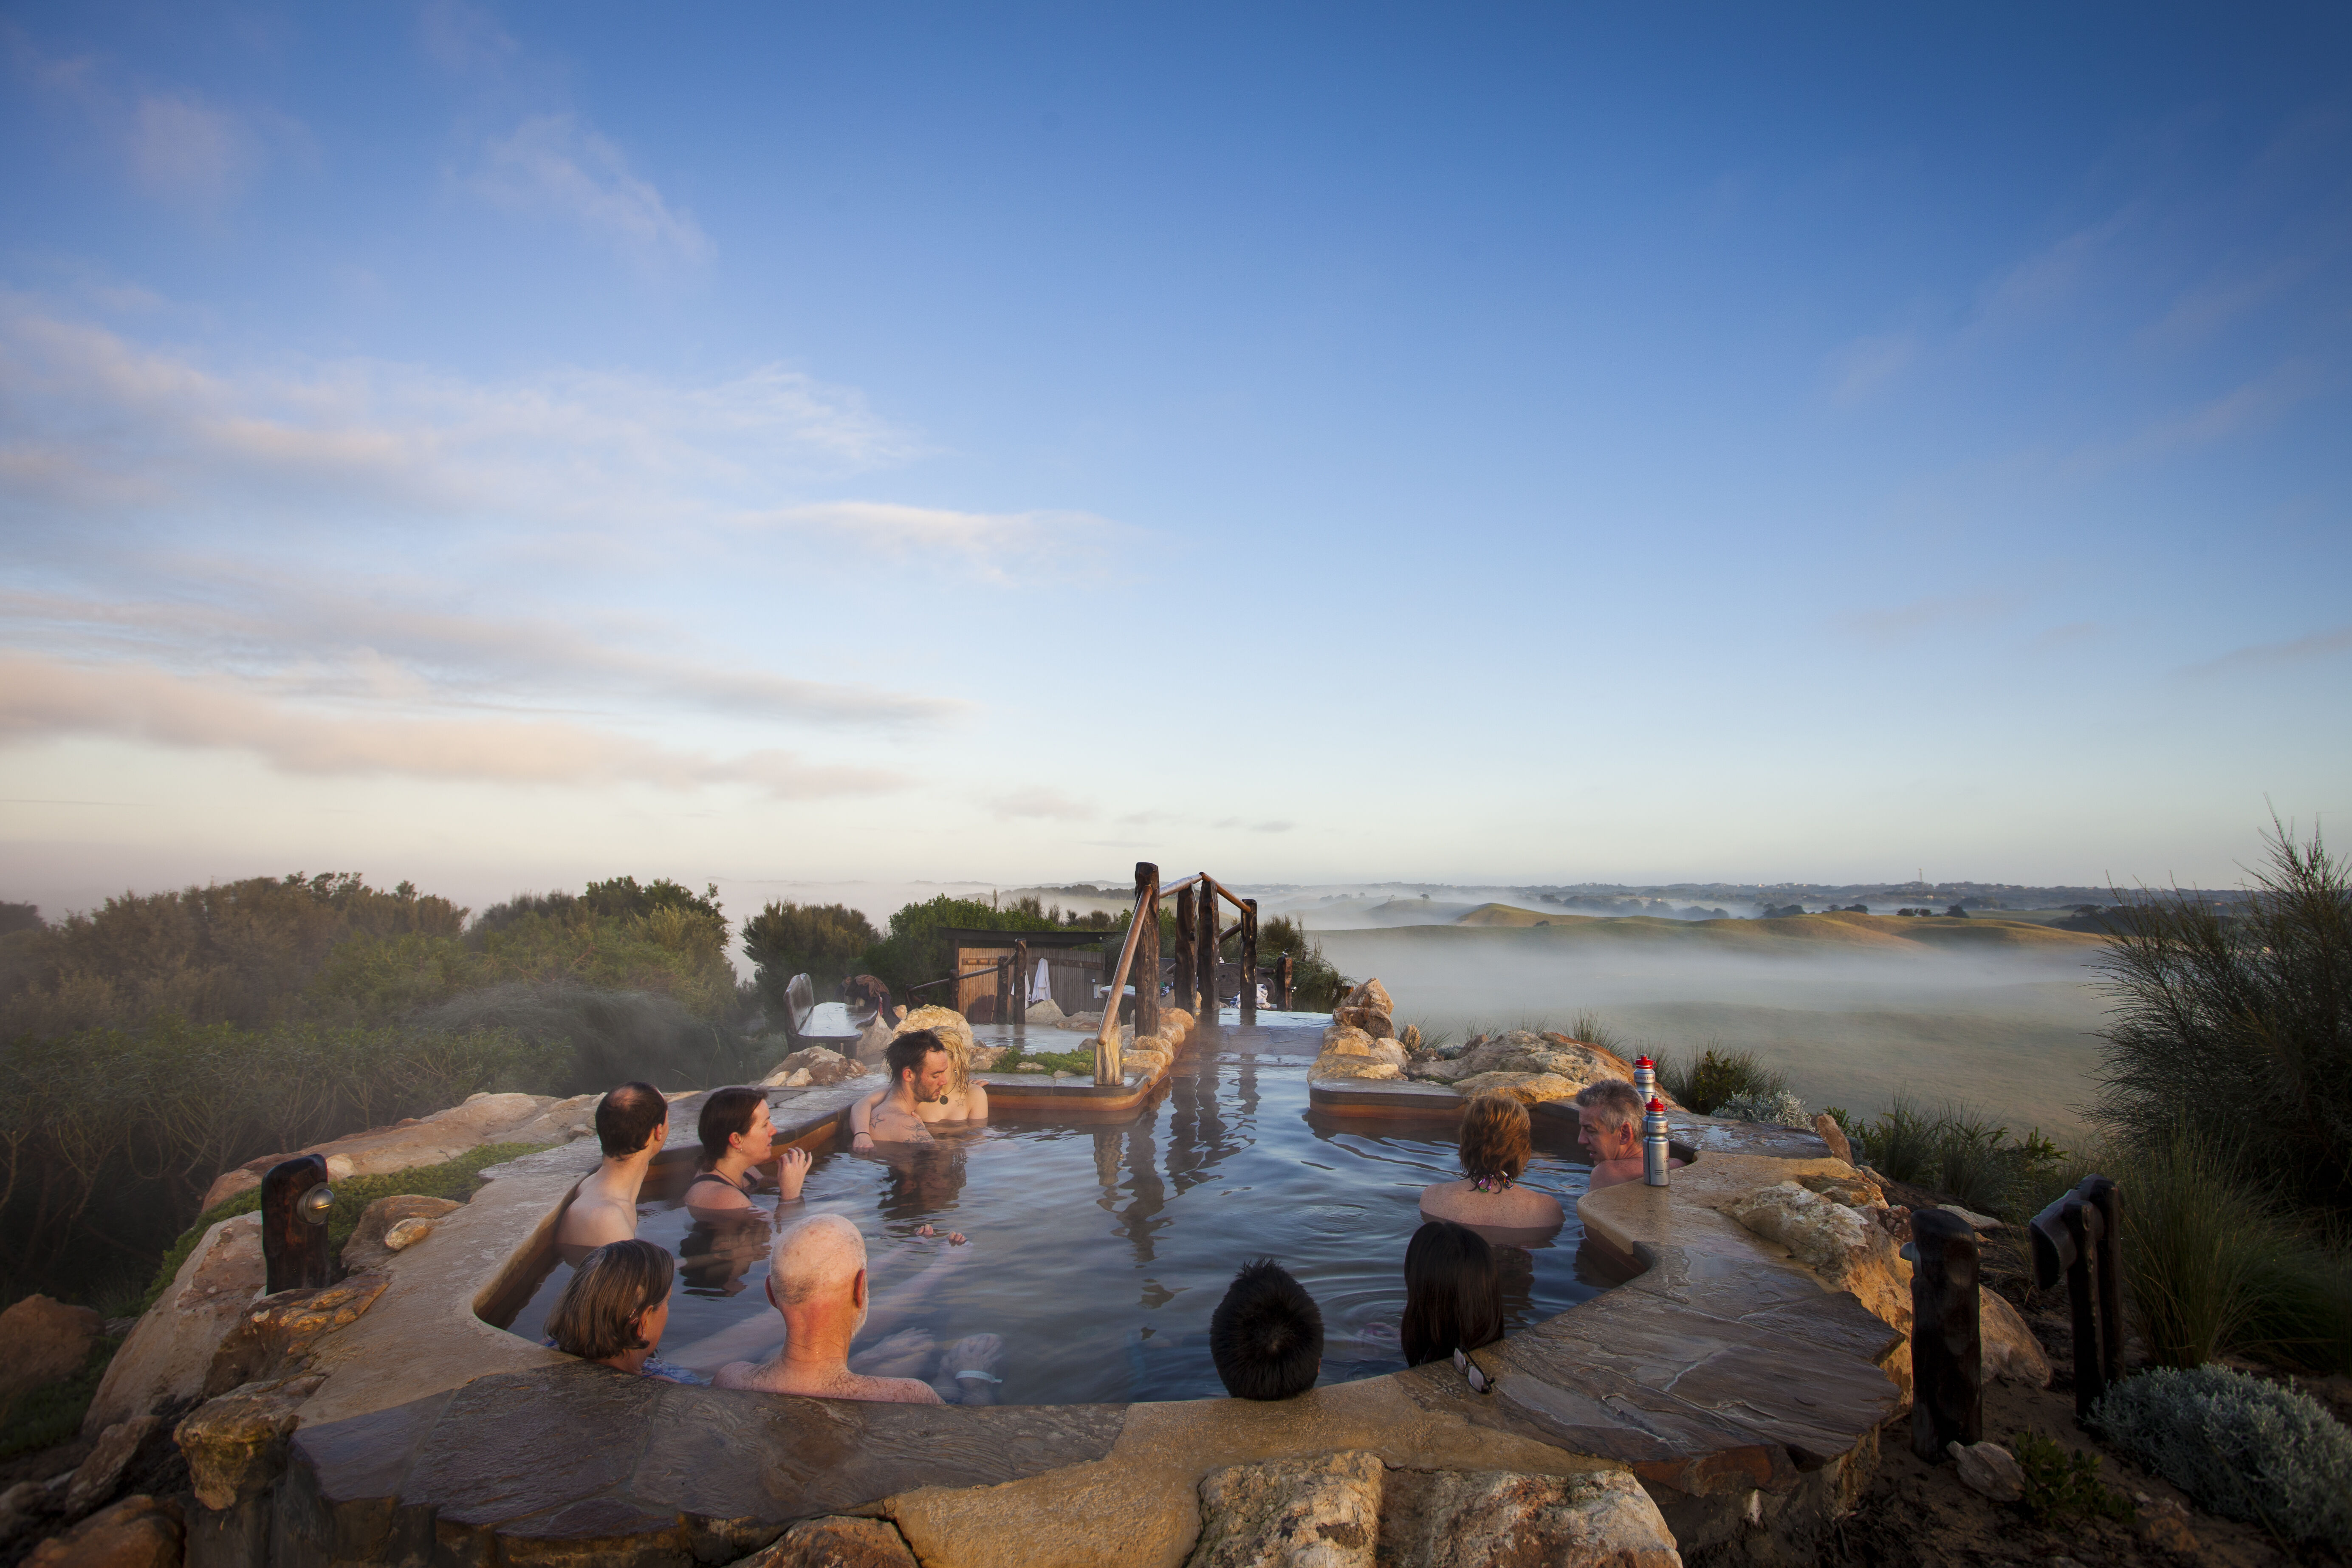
[712,1214,997,1402]
[1575,1078,1683,1192]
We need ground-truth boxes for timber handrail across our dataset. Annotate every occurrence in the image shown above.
[1094,861,1163,1080]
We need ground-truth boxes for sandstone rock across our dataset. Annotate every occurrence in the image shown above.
[198,1091,583,1211]
[1945,1441,2024,1503]
[1185,1450,1381,1568]
[1367,1038,1408,1067]
[0,1297,102,1404]
[1811,1113,1853,1164]
[65,1418,165,1515]
[1310,1053,1403,1082]
[1161,1008,1195,1039]
[1,1480,55,1542]
[1451,1071,1577,1105]
[763,1047,866,1088]
[895,1006,976,1057]
[1333,1006,1394,1040]
[1024,997,1066,1025]
[1322,1024,1374,1056]
[85,1216,264,1436]
[1795,1171,1884,1210]
[1340,979,1394,1017]
[174,1377,322,1511]
[1397,1024,1422,1050]
[1978,1288,2051,1387]
[201,1276,388,1399]
[968,1044,1007,1071]
[1378,1467,1680,1568]
[24,1495,181,1568]
[2135,1496,2197,1554]
[339,1195,462,1274]
[1722,1181,1912,1334]
[737,1514,920,1567]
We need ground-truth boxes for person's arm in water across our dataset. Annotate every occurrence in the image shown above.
[850,1089,886,1153]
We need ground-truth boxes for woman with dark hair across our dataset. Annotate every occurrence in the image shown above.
[544,1239,699,1381]
[1417,1093,1565,1230]
[1400,1220,1504,1368]
[688,1086,810,1215]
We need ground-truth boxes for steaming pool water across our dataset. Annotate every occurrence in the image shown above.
[505,1039,1610,1404]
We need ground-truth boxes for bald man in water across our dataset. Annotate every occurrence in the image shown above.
[714,1214,946,1403]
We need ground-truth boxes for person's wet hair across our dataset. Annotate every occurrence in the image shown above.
[1400,1220,1503,1368]
[1573,1078,1643,1135]
[545,1238,673,1362]
[696,1086,765,1170]
[1209,1258,1323,1401]
[1457,1093,1532,1184]
[885,1029,948,1091]
[596,1081,668,1158]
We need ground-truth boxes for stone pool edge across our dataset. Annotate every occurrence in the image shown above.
[274,1042,1904,1567]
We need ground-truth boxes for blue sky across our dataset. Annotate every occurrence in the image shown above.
[2,2,2347,915]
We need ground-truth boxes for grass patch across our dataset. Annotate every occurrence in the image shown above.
[2013,1428,2135,1525]
[987,1045,1097,1076]
[0,1334,122,1462]
[137,1140,552,1314]
[1658,1045,1786,1114]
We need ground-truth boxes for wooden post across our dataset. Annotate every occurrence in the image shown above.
[1909,1207,1984,1460]
[2062,1196,2106,1417]
[994,954,1011,1028]
[2083,1175,2124,1389]
[1278,952,1295,1009]
[262,1154,333,1294]
[1175,885,1197,1017]
[1240,899,1259,1023]
[1012,939,1030,1034]
[1133,863,1160,1039]
[1198,879,1218,1020]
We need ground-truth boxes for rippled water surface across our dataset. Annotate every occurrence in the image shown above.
[508,1032,1609,1403]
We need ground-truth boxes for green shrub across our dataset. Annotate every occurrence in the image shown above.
[1257,917,1348,1012]
[1713,1088,1811,1127]
[1659,1046,1785,1115]
[2095,1365,2352,1545]
[988,1044,1097,1076]
[2011,1428,2135,1525]
[740,901,881,1013]
[856,896,1070,1001]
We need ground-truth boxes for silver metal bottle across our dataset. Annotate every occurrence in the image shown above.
[1642,1097,1672,1187]
[1633,1054,1657,1103]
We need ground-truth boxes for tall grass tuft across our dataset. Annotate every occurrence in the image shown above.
[1659,1044,1786,1115]
[2095,818,2352,1218]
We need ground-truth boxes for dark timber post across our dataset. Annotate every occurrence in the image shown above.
[1240,899,1259,1023]
[1908,1207,1984,1460]
[1198,877,1219,1020]
[994,954,1012,1028]
[2062,1195,2106,1415]
[2083,1175,2124,1389]
[1278,952,1295,1009]
[1011,939,1030,1033]
[1133,863,1160,1039]
[262,1154,334,1294]
[1175,886,1197,1018]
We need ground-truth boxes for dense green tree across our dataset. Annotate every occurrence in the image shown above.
[741,901,881,1012]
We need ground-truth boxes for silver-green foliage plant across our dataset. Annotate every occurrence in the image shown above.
[1712,1087,1810,1127]
[2094,1365,2352,1545]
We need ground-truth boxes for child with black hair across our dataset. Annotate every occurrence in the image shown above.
[1208,1258,1323,1400]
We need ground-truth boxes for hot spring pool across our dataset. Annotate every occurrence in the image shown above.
[504,1040,1610,1404]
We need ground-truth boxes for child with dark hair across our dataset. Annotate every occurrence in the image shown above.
[1400,1220,1504,1369]
[1208,1258,1323,1401]
[544,1238,700,1382]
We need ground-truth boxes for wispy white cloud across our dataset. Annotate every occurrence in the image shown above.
[743,501,1123,579]
[2179,624,2352,678]
[0,583,958,729]
[468,113,711,263]
[1828,332,1918,405]
[984,788,1096,821]
[0,653,901,798]
[2062,359,2324,475]
[1839,592,2010,645]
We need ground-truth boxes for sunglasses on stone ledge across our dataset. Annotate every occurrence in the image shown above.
[1452,1348,1491,1394]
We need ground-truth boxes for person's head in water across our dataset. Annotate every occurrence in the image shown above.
[1209,1258,1323,1401]
[545,1238,672,1370]
[697,1086,773,1170]
[885,1030,953,1105]
[1458,1094,1532,1189]
[596,1082,669,1160]
[1573,1079,1643,1164]
[1400,1220,1503,1368]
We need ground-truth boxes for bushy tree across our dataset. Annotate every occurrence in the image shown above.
[858,896,1066,1000]
[740,901,881,1012]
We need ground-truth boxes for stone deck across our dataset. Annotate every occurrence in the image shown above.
[267,1022,1904,1566]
